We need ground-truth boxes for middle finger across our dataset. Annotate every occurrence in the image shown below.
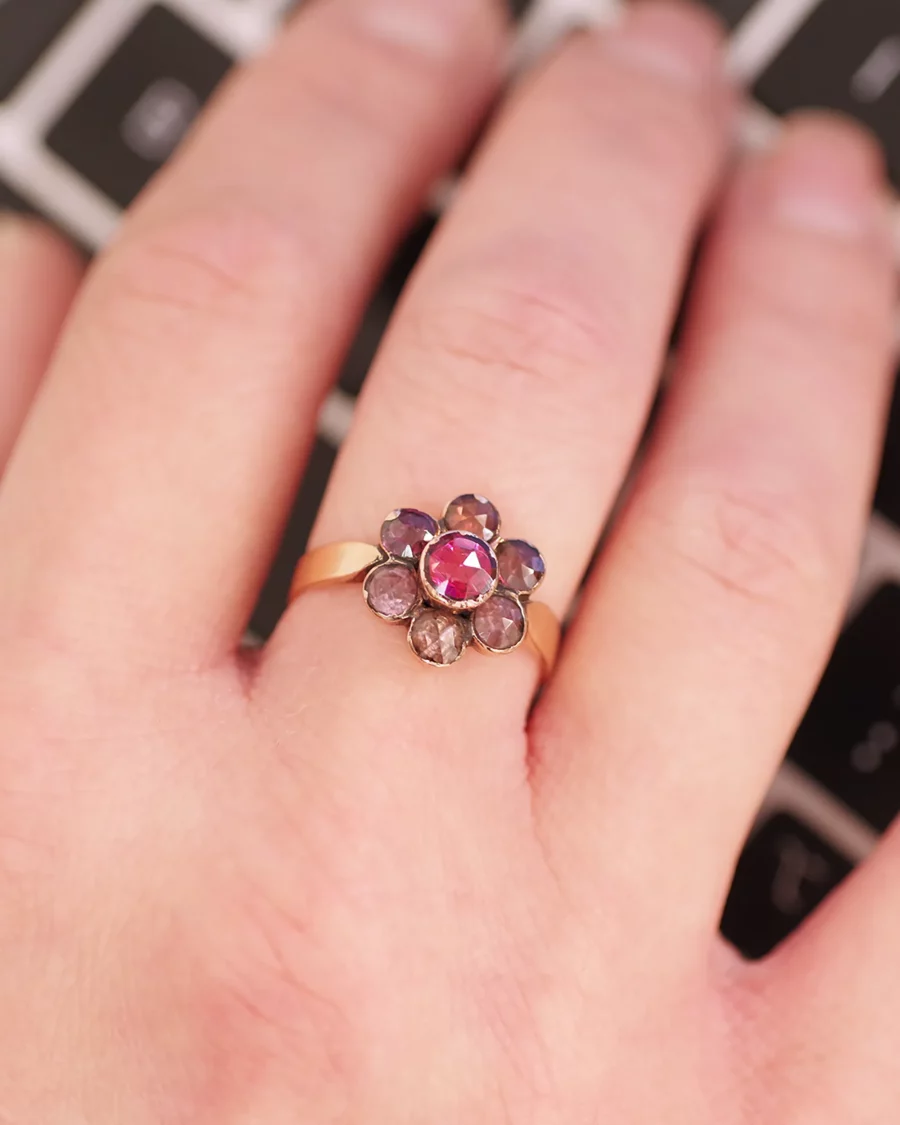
[308,0,731,687]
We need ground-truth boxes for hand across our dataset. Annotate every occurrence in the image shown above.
[0,1,896,1121]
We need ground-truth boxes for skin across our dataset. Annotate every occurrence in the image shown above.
[0,0,897,1120]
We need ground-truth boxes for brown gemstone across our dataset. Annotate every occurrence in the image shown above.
[364,562,420,620]
[497,539,546,595]
[380,508,438,560]
[443,494,500,542]
[408,608,471,666]
[473,593,526,652]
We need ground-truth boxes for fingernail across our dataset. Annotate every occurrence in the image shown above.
[603,0,726,89]
[354,0,482,56]
[765,116,890,244]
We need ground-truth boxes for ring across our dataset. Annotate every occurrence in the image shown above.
[290,494,560,678]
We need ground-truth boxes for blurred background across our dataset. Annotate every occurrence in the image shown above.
[1,0,899,962]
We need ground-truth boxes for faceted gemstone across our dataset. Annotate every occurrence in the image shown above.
[408,608,471,666]
[473,593,526,652]
[380,508,438,560]
[422,531,497,607]
[364,562,420,620]
[497,539,546,594]
[443,494,500,542]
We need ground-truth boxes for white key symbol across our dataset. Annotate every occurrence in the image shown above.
[771,837,830,916]
[851,35,900,103]
[121,78,200,162]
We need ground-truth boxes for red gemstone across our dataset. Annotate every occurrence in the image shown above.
[497,539,545,594]
[381,508,438,560]
[364,562,419,620]
[423,532,497,607]
[443,494,500,542]
[473,594,526,652]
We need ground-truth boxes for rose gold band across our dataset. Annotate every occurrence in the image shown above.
[289,541,560,680]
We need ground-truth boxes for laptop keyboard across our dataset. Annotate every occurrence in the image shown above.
[252,437,339,640]
[788,585,900,833]
[46,6,233,209]
[755,0,900,187]
[698,0,758,30]
[721,813,853,959]
[0,175,30,212]
[338,216,437,398]
[1,0,900,961]
[0,0,88,101]
[876,386,900,528]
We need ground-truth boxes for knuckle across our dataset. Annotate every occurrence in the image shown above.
[100,204,322,332]
[407,258,626,413]
[737,243,891,359]
[284,17,469,154]
[624,95,714,196]
[571,71,717,218]
[650,476,835,612]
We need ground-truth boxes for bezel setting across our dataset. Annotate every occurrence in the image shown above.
[407,608,473,668]
[361,497,546,669]
[363,560,421,622]
[495,537,547,596]
[419,530,499,612]
[471,590,528,655]
[441,493,501,543]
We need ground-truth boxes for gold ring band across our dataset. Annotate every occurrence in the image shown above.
[289,541,560,680]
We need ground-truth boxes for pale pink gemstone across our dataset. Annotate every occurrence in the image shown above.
[443,494,500,542]
[423,532,497,606]
[364,562,419,620]
[496,539,545,595]
[408,608,471,666]
[380,508,438,560]
[473,594,526,652]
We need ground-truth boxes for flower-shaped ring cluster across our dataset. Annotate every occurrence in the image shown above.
[362,494,546,667]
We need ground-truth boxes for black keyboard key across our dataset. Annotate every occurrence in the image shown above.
[755,0,900,186]
[252,438,337,639]
[876,377,900,526]
[507,0,536,18]
[0,0,87,102]
[789,584,900,831]
[696,0,758,30]
[46,6,233,209]
[721,814,852,959]
[339,216,436,397]
[0,176,32,213]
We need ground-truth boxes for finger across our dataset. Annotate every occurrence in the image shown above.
[0,0,506,663]
[531,116,897,936]
[0,216,82,469]
[741,815,900,1116]
[280,2,730,700]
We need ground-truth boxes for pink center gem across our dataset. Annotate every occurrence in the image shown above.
[423,532,497,607]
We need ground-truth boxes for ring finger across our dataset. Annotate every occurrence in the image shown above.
[277,2,731,707]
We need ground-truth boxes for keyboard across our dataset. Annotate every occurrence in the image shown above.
[2,0,899,960]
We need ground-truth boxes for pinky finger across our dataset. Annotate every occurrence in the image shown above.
[744,818,900,1117]
[0,216,83,469]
